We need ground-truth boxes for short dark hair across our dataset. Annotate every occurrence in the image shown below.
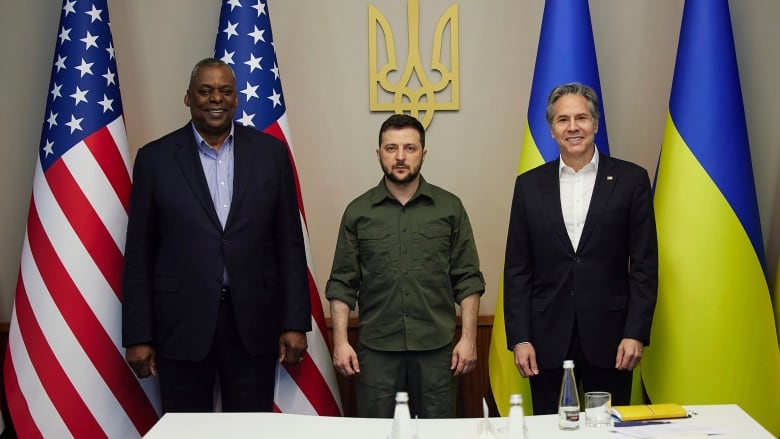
[545,82,600,127]
[378,114,425,148]
[188,57,235,90]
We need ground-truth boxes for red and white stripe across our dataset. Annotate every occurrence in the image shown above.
[268,113,343,416]
[4,117,161,438]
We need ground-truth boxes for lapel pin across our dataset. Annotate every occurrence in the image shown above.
[607,176,613,180]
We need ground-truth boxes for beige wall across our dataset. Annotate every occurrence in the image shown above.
[1,0,779,320]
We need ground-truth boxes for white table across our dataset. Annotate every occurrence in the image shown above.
[143,404,775,438]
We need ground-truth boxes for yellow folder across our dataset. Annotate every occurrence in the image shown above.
[611,403,689,421]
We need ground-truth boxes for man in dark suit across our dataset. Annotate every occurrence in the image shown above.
[503,82,658,415]
[122,58,311,413]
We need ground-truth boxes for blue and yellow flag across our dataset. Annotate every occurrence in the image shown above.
[488,0,610,415]
[775,257,780,343]
[643,0,780,435]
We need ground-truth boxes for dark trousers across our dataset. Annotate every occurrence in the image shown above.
[157,297,277,413]
[356,343,456,419]
[529,327,633,415]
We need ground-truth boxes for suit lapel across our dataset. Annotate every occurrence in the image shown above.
[173,125,223,230]
[578,155,616,251]
[224,125,253,231]
[541,160,575,253]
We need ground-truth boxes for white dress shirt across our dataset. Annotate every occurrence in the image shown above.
[559,148,599,251]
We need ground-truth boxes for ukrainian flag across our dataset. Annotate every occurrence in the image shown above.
[488,0,611,415]
[643,0,780,435]
[776,258,780,343]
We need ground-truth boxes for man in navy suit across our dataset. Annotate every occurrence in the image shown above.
[503,83,658,414]
[122,58,311,413]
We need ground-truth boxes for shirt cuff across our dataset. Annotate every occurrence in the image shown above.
[509,341,531,350]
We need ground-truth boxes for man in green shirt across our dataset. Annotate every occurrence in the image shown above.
[326,114,485,418]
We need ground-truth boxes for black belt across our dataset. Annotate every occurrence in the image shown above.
[220,286,231,301]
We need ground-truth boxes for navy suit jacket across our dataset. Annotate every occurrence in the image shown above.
[503,154,658,369]
[122,123,311,361]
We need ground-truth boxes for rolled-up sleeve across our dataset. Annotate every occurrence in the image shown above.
[325,211,361,310]
[449,201,485,304]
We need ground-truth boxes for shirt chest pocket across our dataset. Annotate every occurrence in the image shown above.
[414,223,451,271]
[357,226,396,273]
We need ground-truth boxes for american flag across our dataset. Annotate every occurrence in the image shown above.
[3,0,161,437]
[214,0,342,416]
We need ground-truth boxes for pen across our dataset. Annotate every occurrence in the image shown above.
[613,420,672,427]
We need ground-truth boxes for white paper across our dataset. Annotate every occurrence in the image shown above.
[611,420,727,438]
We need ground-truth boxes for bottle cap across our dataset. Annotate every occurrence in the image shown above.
[509,394,523,404]
[563,359,574,368]
[395,391,409,402]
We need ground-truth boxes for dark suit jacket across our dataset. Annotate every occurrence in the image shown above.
[122,123,311,361]
[503,154,658,370]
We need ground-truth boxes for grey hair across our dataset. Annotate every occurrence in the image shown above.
[545,82,600,127]
[188,57,236,89]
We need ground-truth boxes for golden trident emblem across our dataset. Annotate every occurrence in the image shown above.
[369,0,460,129]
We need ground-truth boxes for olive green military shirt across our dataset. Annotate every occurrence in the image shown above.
[326,176,485,351]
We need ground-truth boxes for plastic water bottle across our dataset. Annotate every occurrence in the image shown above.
[390,391,413,439]
[558,360,580,430]
[506,394,529,438]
